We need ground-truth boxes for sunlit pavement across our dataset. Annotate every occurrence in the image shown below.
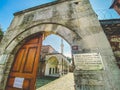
[36,73,75,90]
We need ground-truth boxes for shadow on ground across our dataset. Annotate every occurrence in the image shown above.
[36,77,58,89]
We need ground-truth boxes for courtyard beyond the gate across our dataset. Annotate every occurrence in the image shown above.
[37,73,75,90]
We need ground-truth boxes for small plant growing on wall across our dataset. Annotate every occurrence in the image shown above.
[0,26,3,42]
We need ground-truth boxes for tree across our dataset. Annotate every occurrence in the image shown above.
[0,26,3,42]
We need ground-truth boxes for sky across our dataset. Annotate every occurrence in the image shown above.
[0,0,120,57]
[0,0,119,32]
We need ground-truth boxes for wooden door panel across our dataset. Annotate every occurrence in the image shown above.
[6,78,30,90]
[10,72,33,77]
[23,79,30,89]
[6,35,42,90]
[6,87,19,90]
[7,77,30,89]
[12,48,26,72]
[23,47,37,73]
[7,77,14,87]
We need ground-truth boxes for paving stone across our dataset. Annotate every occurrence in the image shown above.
[37,73,75,90]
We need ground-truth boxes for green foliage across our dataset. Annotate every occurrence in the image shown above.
[0,27,3,41]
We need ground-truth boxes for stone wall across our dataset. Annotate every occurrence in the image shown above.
[101,20,120,69]
[0,0,120,90]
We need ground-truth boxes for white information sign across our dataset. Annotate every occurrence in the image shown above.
[73,53,104,70]
[13,77,24,88]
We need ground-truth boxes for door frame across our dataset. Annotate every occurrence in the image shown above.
[5,33,43,90]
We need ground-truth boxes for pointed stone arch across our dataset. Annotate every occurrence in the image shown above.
[0,23,81,90]
[1,23,81,54]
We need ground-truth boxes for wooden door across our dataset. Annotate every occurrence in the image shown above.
[6,35,43,90]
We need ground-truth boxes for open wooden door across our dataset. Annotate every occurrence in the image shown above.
[6,34,43,90]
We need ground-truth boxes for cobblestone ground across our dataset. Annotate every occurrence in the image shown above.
[36,73,75,90]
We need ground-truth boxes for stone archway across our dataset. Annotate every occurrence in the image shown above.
[45,56,59,76]
[0,0,120,90]
[0,23,81,90]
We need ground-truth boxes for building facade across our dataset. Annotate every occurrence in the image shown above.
[45,53,70,77]
[110,0,120,15]
[37,45,70,77]
[100,19,120,69]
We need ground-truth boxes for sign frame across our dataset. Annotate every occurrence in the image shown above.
[73,53,104,70]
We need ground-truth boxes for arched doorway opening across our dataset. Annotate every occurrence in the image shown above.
[3,23,76,90]
[5,32,73,90]
[36,34,72,88]
[46,56,59,76]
